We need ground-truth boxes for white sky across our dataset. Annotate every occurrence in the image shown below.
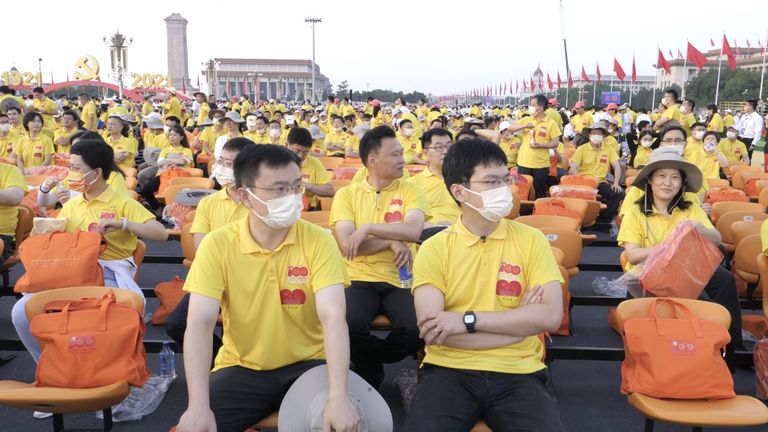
[4,0,768,96]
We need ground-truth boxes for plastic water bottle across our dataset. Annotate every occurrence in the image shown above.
[399,266,413,289]
[159,342,176,379]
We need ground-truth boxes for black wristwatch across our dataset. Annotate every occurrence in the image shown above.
[463,311,477,334]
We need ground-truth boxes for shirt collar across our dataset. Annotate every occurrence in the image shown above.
[238,217,298,254]
[89,186,115,203]
[216,188,238,202]
[454,217,507,246]
[361,177,400,192]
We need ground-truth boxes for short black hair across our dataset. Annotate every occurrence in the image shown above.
[71,139,120,180]
[398,118,412,128]
[664,88,679,101]
[442,138,507,204]
[222,137,253,153]
[422,128,452,148]
[165,116,181,126]
[70,130,103,145]
[5,105,20,114]
[32,87,44,94]
[703,131,720,142]
[691,122,706,130]
[233,144,301,188]
[360,125,397,167]
[168,125,189,148]
[707,103,718,112]
[61,109,80,122]
[287,128,313,148]
[256,116,269,124]
[660,124,688,140]
[746,99,758,110]
[531,94,548,109]
[22,112,43,131]
[684,98,696,109]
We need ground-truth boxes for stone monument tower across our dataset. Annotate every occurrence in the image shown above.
[165,13,191,91]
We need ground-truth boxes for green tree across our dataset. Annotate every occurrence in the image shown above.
[685,68,762,107]
[336,80,349,94]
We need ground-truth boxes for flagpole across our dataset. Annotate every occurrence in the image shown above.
[559,0,572,109]
[682,57,688,99]
[715,33,724,104]
[592,81,597,106]
[760,26,768,100]
[652,52,658,110]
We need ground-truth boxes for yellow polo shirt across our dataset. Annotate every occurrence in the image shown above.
[545,107,563,130]
[397,133,423,164]
[142,102,154,117]
[196,103,210,126]
[58,186,155,260]
[198,127,228,150]
[53,127,79,154]
[571,143,618,181]
[681,113,696,136]
[158,146,194,169]
[0,132,20,159]
[717,139,748,163]
[698,151,721,180]
[618,202,713,271]
[683,138,704,162]
[18,134,54,168]
[407,167,461,225]
[761,219,768,255]
[662,104,682,124]
[107,171,128,194]
[517,116,562,169]
[81,101,98,131]
[184,218,347,372]
[189,188,248,235]
[345,135,360,155]
[164,97,181,120]
[301,155,331,207]
[351,166,411,184]
[330,178,429,287]
[144,131,170,150]
[708,113,724,133]
[0,164,27,236]
[723,114,734,127]
[571,112,594,134]
[604,135,620,156]
[633,146,652,168]
[32,97,58,130]
[619,186,700,218]
[323,130,348,156]
[499,137,520,169]
[413,219,563,374]
[106,135,138,169]
[243,130,272,145]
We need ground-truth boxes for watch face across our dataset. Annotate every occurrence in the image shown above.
[464,314,475,324]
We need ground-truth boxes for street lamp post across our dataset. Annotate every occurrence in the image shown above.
[104,31,132,100]
[305,17,322,103]
[37,58,42,86]
[202,59,220,99]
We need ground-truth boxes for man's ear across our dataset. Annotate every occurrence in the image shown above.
[449,183,465,204]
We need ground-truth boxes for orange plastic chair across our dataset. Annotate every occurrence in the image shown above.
[732,169,764,190]
[0,287,145,432]
[757,254,768,320]
[731,220,763,248]
[519,174,534,201]
[300,211,331,228]
[515,215,580,232]
[317,156,344,170]
[725,163,758,177]
[710,201,764,225]
[539,227,582,277]
[733,234,761,286]
[757,185,768,208]
[318,196,334,211]
[615,298,768,432]
[625,175,637,189]
[714,211,768,252]
[330,179,351,190]
[180,223,196,269]
[133,240,146,283]
[181,167,204,177]
[168,177,215,189]
[706,178,731,189]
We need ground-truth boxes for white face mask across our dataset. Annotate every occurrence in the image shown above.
[590,134,604,145]
[0,124,10,133]
[403,128,414,137]
[704,142,717,153]
[213,118,222,126]
[163,125,171,134]
[213,165,235,187]
[246,118,258,132]
[334,126,343,133]
[246,189,303,229]
[269,128,281,139]
[527,106,537,116]
[726,131,737,139]
[692,130,705,141]
[640,138,653,148]
[671,145,685,155]
[461,185,514,222]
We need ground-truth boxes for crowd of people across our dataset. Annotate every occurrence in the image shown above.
[0,81,766,431]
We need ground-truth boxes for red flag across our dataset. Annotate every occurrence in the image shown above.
[747,39,752,49]
[523,80,528,91]
[668,49,673,58]
[557,71,563,88]
[567,69,573,88]
[516,80,519,93]
[657,49,672,74]
[596,62,602,83]
[613,58,626,81]
[631,56,637,82]
[530,76,535,91]
[677,48,683,59]
[546,73,554,90]
[723,35,736,71]
[686,42,708,69]
[581,65,591,83]
[710,38,715,47]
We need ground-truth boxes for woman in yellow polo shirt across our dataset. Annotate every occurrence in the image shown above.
[141,125,194,210]
[16,112,54,174]
[105,115,138,170]
[617,147,743,370]
[632,130,655,168]
[12,138,167,373]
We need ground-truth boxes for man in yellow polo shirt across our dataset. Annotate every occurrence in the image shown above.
[193,92,210,127]
[53,110,81,154]
[569,124,624,223]
[330,125,429,387]
[408,128,460,226]
[546,98,564,131]
[0,162,26,262]
[405,138,564,431]
[680,99,697,136]
[163,87,182,121]
[571,101,594,136]
[165,138,252,363]
[285,128,334,207]
[507,94,562,198]
[718,125,750,165]
[0,113,20,159]
[654,88,682,131]
[397,119,427,165]
[177,144,361,432]
[78,94,98,131]
[31,87,58,132]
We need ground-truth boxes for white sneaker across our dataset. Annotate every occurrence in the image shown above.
[33,411,52,419]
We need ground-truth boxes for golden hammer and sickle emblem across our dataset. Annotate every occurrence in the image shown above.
[73,55,100,81]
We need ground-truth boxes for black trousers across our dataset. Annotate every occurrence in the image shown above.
[209,360,324,432]
[518,166,550,199]
[702,266,743,370]
[738,136,755,160]
[404,365,564,432]
[597,182,625,223]
[0,234,15,262]
[140,176,162,210]
[346,281,422,386]
[165,293,223,366]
